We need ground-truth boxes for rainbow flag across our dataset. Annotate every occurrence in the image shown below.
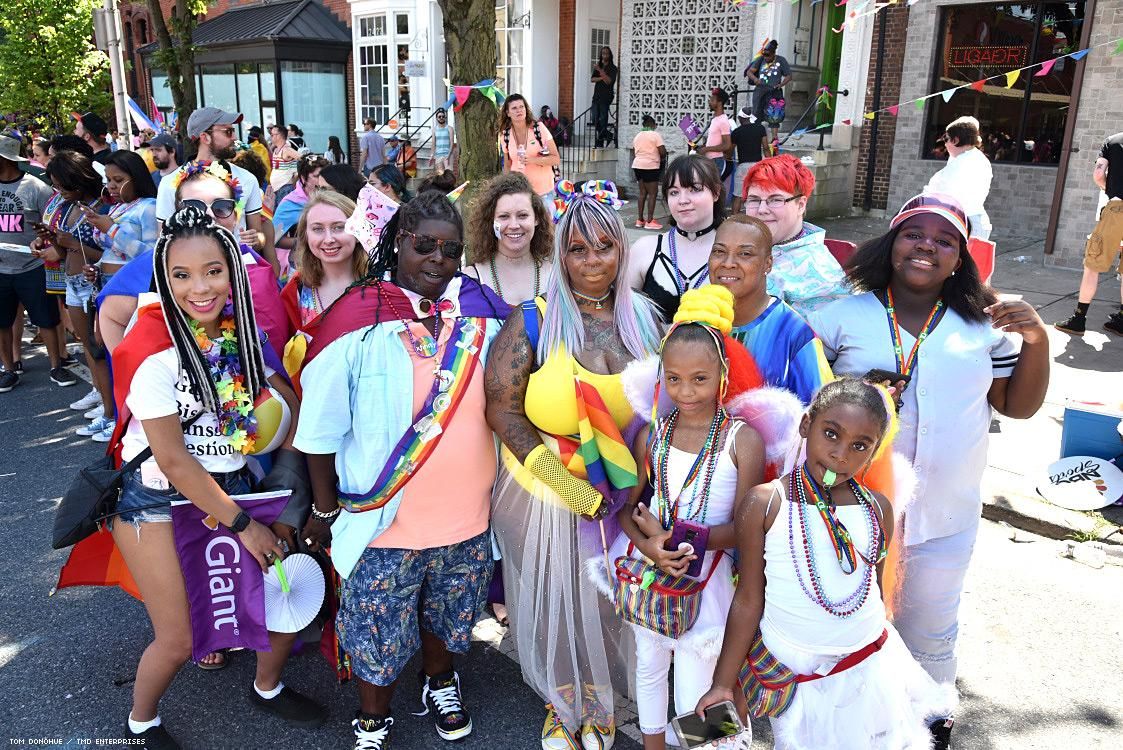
[446,181,469,203]
[573,376,638,497]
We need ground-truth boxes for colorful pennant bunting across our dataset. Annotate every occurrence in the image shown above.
[1005,70,1020,88]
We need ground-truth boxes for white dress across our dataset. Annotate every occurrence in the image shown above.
[761,480,956,750]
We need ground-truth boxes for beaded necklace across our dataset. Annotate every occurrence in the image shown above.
[786,464,885,618]
[650,407,728,529]
[573,288,612,310]
[187,310,258,454]
[380,283,444,358]
[666,229,711,294]
[488,254,540,304]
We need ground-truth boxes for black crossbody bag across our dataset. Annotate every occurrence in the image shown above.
[52,413,203,550]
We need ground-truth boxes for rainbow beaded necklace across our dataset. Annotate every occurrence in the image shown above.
[649,407,729,529]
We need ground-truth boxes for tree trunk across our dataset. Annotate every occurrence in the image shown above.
[145,0,199,140]
[437,0,498,194]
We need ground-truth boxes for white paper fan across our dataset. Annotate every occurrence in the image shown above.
[263,553,326,633]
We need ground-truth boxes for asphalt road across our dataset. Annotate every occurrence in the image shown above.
[1,346,1120,749]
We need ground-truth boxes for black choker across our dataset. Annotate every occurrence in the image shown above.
[674,225,713,241]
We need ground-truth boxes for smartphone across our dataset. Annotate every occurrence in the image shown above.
[671,701,747,748]
[864,368,911,388]
[664,520,709,578]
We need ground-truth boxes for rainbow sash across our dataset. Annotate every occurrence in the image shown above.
[573,373,638,497]
[337,316,487,513]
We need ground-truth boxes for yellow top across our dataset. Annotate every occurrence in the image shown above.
[523,298,634,435]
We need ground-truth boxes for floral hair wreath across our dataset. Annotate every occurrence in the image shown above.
[550,179,624,224]
[171,160,246,216]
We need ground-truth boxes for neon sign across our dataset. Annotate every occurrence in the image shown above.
[946,45,1029,68]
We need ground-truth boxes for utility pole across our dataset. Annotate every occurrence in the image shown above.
[94,0,132,151]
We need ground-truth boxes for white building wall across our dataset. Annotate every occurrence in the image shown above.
[529,0,561,112]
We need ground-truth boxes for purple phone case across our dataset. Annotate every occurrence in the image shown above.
[665,520,710,578]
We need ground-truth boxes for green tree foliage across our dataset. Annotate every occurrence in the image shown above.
[0,0,110,132]
[146,0,210,139]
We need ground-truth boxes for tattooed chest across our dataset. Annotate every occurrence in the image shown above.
[577,314,631,373]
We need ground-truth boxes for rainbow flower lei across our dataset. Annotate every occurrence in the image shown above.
[172,160,247,217]
[188,306,258,454]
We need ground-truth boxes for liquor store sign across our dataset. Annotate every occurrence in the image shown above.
[946,45,1028,69]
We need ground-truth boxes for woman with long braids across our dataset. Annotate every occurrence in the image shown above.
[809,194,1049,750]
[485,182,662,750]
[102,206,326,747]
[498,94,561,201]
[295,191,509,750]
[627,154,725,323]
[466,172,554,306]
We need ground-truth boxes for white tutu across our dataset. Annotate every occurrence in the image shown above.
[762,623,957,750]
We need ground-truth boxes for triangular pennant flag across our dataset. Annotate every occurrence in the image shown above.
[970,79,986,92]
[1035,58,1057,77]
[1114,38,1123,55]
[1005,69,1020,88]
[842,118,852,125]
[443,94,457,112]
[481,85,499,106]
[914,97,927,110]
[453,86,472,110]
[941,87,957,103]
[864,111,876,120]
[887,105,899,116]
[1070,48,1089,61]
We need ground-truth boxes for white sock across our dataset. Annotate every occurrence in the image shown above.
[127,714,161,734]
[254,680,285,699]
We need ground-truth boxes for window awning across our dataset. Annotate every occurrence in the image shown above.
[139,0,351,64]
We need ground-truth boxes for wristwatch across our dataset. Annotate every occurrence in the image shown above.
[227,511,251,533]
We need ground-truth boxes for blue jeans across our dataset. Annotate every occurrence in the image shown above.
[112,467,251,530]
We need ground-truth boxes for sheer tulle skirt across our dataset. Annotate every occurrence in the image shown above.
[491,445,634,732]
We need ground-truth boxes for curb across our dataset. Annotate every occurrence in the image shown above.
[982,491,1123,545]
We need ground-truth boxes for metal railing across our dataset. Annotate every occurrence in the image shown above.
[555,104,618,181]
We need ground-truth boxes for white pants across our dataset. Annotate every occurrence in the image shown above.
[893,521,979,688]
[634,635,718,736]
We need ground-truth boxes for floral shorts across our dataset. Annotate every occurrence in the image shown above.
[337,530,492,686]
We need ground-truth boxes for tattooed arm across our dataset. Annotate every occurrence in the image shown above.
[485,306,543,461]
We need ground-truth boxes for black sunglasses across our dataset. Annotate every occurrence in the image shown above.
[399,229,464,260]
[178,198,237,220]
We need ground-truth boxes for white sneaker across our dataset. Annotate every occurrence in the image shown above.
[70,388,100,411]
[91,421,116,443]
[83,405,104,420]
[76,415,113,437]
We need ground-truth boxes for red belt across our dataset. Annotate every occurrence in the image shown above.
[795,629,889,684]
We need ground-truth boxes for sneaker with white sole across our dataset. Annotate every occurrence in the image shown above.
[84,405,105,420]
[77,415,114,437]
[0,370,18,393]
[70,388,101,411]
[579,684,615,750]
[416,669,472,740]
[91,421,116,442]
[542,703,580,750]
[352,714,393,750]
[50,367,78,387]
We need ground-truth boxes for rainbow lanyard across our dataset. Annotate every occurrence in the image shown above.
[884,288,945,378]
[797,464,887,574]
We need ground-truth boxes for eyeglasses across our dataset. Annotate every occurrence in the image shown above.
[207,126,236,138]
[743,195,801,211]
[398,229,464,260]
[178,198,237,219]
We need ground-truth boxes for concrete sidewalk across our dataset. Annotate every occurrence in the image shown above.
[620,203,1123,543]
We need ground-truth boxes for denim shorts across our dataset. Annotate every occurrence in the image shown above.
[65,272,95,308]
[112,467,252,530]
[337,530,492,686]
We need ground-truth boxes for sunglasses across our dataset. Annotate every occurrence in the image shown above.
[207,126,236,138]
[399,229,464,260]
[178,198,237,220]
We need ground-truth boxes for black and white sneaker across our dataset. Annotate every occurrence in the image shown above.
[50,367,78,387]
[249,684,328,728]
[929,717,954,750]
[0,370,18,393]
[353,713,393,750]
[127,723,180,749]
[416,669,473,740]
[1104,312,1123,336]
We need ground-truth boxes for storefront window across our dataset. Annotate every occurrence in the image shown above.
[200,64,237,120]
[237,63,262,136]
[925,1,1084,165]
[281,61,346,155]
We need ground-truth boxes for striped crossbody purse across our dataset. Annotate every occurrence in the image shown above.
[611,542,723,639]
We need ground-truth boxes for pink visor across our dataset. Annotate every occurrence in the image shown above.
[889,193,971,242]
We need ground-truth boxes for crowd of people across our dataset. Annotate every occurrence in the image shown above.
[0,88,1061,750]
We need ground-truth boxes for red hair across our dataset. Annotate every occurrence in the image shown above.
[744,154,815,197]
